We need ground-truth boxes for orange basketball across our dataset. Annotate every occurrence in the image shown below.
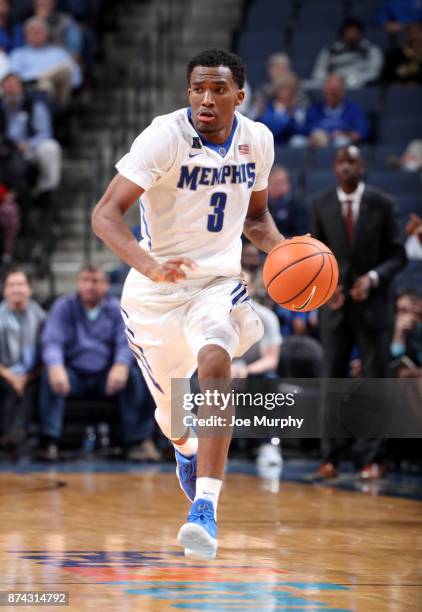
[263,236,339,311]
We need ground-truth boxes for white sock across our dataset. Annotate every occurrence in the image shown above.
[195,477,222,517]
[172,436,198,458]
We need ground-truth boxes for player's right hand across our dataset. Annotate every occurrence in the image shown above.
[147,258,198,283]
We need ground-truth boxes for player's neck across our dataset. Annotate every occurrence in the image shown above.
[196,118,236,145]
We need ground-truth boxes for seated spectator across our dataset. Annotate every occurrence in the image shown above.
[376,0,422,33]
[401,139,422,171]
[0,47,8,80]
[250,52,293,119]
[405,213,422,259]
[38,264,160,462]
[0,0,24,53]
[276,307,319,338]
[391,288,422,378]
[9,16,81,106]
[382,23,422,84]
[32,0,82,60]
[256,73,307,145]
[0,268,45,452]
[0,183,20,264]
[0,73,62,200]
[260,52,292,99]
[267,165,309,236]
[311,18,383,89]
[305,74,370,146]
[231,270,282,380]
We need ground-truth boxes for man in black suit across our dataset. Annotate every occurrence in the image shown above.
[310,145,407,479]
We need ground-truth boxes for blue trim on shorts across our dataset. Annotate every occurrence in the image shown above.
[231,287,247,305]
[126,335,164,395]
[230,282,243,295]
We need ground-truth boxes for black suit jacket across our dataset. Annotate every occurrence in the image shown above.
[310,185,407,330]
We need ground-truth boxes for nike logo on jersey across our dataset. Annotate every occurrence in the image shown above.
[189,153,201,158]
[177,162,256,190]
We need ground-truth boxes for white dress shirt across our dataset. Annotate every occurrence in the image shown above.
[336,181,379,286]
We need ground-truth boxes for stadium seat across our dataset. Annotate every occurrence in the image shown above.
[244,58,267,89]
[345,88,381,113]
[305,169,337,195]
[244,0,293,30]
[395,260,422,291]
[367,171,422,196]
[372,144,403,169]
[290,29,338,65]
[237,29,285,61]
[394,194,422,222]
[384,86,422,116]
[296,0,345,29]
[274,146,308,172]
[379,116,422,145]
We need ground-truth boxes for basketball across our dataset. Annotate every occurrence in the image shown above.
[263,236,339,311]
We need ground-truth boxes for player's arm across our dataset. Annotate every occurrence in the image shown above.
[243,188,285,253]
[92,174,196,282]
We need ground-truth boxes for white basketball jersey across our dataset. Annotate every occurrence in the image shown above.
[116,108,274,281]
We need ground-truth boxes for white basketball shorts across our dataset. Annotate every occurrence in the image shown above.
[120,269,264,436]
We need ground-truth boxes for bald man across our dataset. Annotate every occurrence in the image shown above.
[311,146,407,479]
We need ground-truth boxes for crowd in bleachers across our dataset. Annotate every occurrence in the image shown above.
[0,0,111,271]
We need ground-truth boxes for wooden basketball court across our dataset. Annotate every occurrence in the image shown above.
[0,466,420,611]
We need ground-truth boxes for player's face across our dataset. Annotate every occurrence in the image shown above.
[188,66,244,141]
[334,147,363,184]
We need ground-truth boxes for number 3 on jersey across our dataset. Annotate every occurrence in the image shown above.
[207,192,227,232]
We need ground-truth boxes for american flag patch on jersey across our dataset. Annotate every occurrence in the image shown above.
[238,144,250,154]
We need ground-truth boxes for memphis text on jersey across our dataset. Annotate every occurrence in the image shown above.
[177,162,256,190]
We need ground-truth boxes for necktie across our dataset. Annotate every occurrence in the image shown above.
[344,199,353,244]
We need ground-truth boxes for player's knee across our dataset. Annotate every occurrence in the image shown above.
[197,344,231,380]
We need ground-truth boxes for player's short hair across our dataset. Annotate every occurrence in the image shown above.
[187,48,245,89]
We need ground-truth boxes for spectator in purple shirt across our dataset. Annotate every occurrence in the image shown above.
[38,264,160,462]
[305,74,369,147]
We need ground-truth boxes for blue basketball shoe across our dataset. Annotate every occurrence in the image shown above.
[177,498,218,560]
[175,450,197,502]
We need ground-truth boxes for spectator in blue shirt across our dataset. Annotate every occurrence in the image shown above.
[38,265,160,462]
[9,16,81,106]
[377,0,422,33]
[267,164,309,236]
[256,73,307,146]
[32,0,82,60]
[0,268,45,453]
[0,72,61,197]
[305,74,369,147]
[0,0,24,53]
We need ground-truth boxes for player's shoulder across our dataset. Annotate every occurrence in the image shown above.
[134,108,191,152]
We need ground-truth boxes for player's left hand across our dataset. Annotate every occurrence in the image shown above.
[349,274,371,301]
[106,363,130,395]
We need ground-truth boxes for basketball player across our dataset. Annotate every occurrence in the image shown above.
[92,49,285,559]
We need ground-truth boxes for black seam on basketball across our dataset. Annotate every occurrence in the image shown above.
[266,252,331,299]
[269,253,326,304]
[313,253,334,309]
[269,241,322,258]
